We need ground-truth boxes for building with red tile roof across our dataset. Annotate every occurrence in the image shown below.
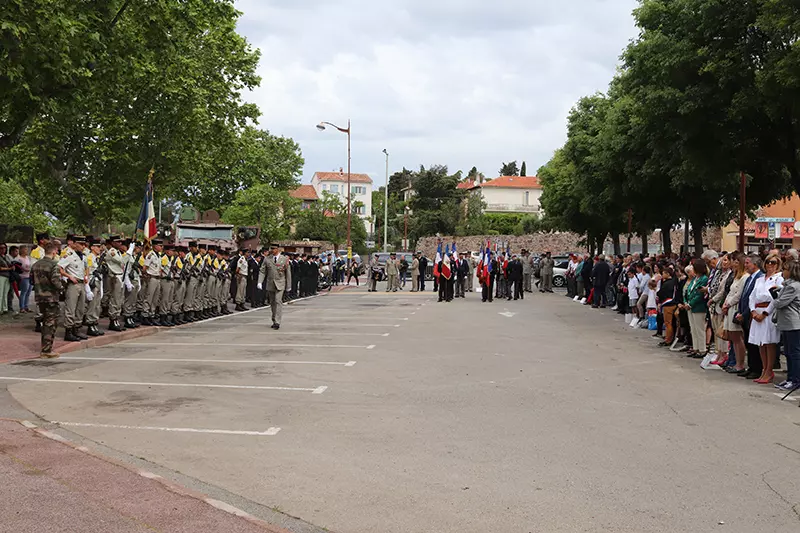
[310,170,374,233]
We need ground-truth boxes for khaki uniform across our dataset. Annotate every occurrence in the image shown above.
[123,252,140,319]
[85,252,102,325]
[385,258,399,292]
[105,247,126,320]
[258,254,290,325]
[58,248,86,328]
[173,256,187,316]
[411,258,420,291]
[184,252,199,312]
[158,254,175,316]
[235,255,248,305]
[30,245,46,320]
[217,258,230,309]
[143,250,161,318]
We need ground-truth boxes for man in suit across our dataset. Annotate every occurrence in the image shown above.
[508,254,524,300]
[418,253,428,291]
[734,254,764,379]
[455,253,469,298]
[481,256,497,303]
[258,243,291,329]
[590,254,612,308]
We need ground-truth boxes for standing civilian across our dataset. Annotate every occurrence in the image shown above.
[736,255,764,379]
[774,260,800,391]
[591,254,611,308]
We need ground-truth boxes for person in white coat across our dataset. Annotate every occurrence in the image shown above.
[748,253,784,384]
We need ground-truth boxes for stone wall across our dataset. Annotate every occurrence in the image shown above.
[416,228,723,258]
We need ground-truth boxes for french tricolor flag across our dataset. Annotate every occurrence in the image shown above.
[136,175,157,240]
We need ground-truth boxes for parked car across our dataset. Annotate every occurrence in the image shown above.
[533,255,570,288]
[370,252,435,281]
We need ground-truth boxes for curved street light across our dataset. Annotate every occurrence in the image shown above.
[316,120,352,261]
[382,149,389,252]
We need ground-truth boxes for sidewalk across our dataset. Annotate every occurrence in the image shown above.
[0,311,159,365]
[0,290,347,364]
[0,419,288,533]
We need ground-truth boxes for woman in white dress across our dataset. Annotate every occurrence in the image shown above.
[748,253,784,383]
[721,252,749,370]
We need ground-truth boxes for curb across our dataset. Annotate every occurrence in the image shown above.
[5,293,327,364]
[4,418,293,533]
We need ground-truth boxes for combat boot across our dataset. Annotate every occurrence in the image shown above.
[163,314,173,327]
[140,315,152,326]
[34,318,42,333]
[86,324,104,337]
[151,314,163,327]
[64,327,80,342]
[129,316,140,328]
[175,313,185,325]
[75,327,89,340]
[108,319,124,332]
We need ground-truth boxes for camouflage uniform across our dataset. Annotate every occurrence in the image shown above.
[31,256,63,356]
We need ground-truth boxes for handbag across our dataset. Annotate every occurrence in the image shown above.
[716,328,729,341]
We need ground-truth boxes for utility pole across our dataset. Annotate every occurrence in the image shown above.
[383,149,389,251]
[739,171,746,252]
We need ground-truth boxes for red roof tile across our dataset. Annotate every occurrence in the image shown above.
[313,172,373,184]
[457,179,477,190]
[289,185,318,200]
[480,176,541,189]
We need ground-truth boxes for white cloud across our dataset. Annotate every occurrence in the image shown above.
[235,0,639,184]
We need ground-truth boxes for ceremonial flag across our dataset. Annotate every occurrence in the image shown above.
[136,171,157,241]
[452,241,457,259]
[433,241,442,278]
[440,243,451,279]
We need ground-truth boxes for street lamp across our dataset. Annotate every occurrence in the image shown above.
[382,148,389,252]
[404,205,411,252]
[317,120,352,262]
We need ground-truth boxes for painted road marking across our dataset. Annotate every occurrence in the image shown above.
[0,377,327,393]
[226,331,388,337]
[52,421,282,436]
[60,357,357,367]
[126,342,371,349]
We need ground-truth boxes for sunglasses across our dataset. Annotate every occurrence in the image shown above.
[766,260,779,265]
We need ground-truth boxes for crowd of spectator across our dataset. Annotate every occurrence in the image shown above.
[564,248,800,394]
[0,243,33,316]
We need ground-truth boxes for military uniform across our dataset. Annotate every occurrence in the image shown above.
[105,236,127,331]
[84,241,105,337]
[58,237,88,341]
[142,244,162,323]
[258,246,290,328]
[32,254,63,356]
[385,255,399,292]
[29,233,49,332]
[157,246,176,326]
[183,244,200,320]
[217,251,231,314]
[123,242,142,329]
[172,249,188,324]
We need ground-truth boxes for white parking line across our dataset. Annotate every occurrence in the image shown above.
[125,342,371,349]
[52,421,282,436]
[226,331,388,337]
[59,357,357,367]
[0,377,326,393]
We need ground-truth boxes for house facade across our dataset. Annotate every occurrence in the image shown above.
[310,171,373,232]
[469,175,542,215]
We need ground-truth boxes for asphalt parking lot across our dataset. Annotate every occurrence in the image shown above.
[3,285,800,533]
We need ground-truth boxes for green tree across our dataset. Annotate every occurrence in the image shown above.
[520,161,527,177]
[2,0,270,231]
[221,184,297,245]
[499,161,519,177]
[387,167,413,199]
[408,165,462,242]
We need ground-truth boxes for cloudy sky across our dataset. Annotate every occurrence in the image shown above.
[235,0,640,186]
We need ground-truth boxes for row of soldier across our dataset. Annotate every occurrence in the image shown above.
[28,232,293,357]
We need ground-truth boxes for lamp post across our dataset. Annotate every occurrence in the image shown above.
[382,149,389,252]
[317,120,352,262]
[404,206,410,252]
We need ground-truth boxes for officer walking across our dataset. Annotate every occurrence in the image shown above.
[30,232,50,332]
[31,242,63,357]
[258,244,290,329]
[368,254,379,292]
[58,235,88,342]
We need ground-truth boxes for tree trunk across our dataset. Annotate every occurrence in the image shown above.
[640,231,649,257]
[661,222,673,256]
[611,232,621,256]
[692,215,705,256]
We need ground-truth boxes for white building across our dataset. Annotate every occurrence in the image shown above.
[468,175,542,215]
[310,171,373,233]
